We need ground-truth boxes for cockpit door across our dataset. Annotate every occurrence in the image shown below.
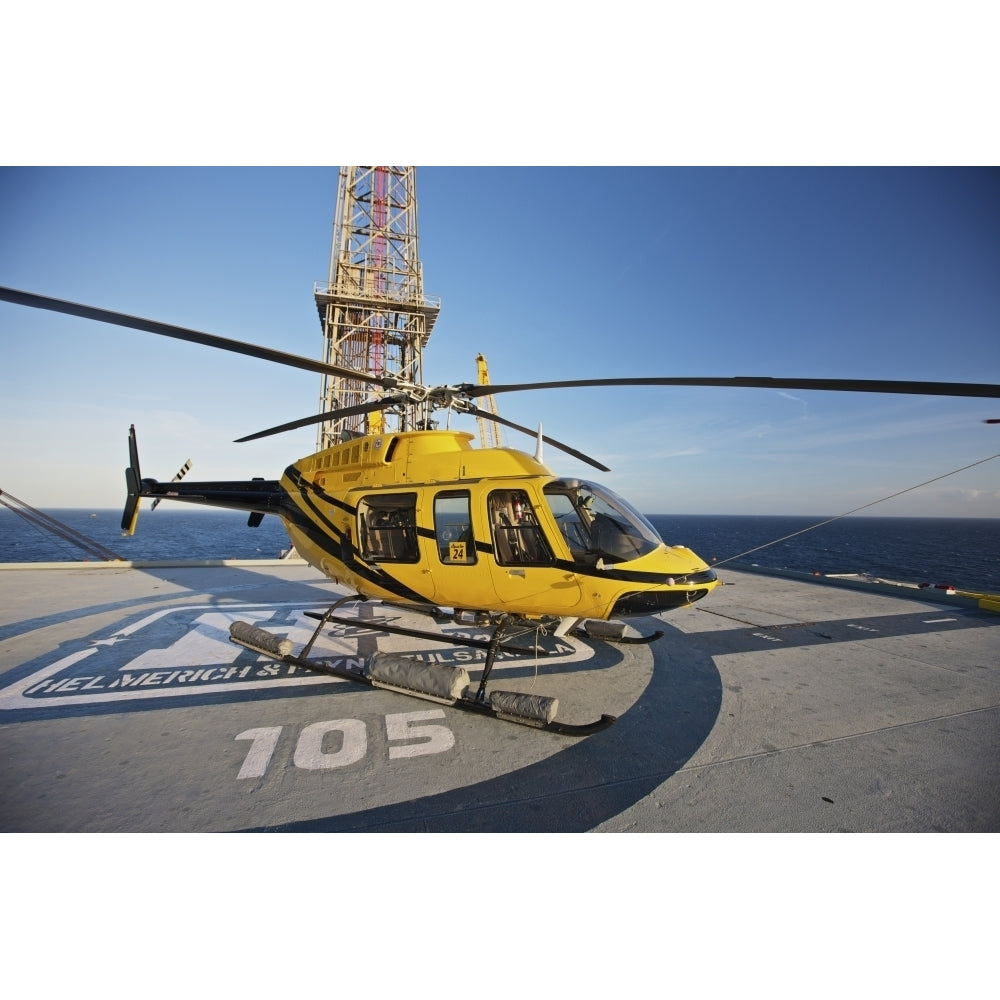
[485,488,582,611]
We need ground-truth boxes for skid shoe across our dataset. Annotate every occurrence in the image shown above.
[576,619,664,644]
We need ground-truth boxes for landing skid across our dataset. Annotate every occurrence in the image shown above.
[229,598,616,737]
[302,609,549,657]
[373,601,664,647]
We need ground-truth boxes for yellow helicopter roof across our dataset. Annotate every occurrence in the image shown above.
[300,429,550,491]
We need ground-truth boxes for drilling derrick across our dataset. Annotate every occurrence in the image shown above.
[314,166,440,449]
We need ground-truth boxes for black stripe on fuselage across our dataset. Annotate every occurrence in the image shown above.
[473,537,715,588]
[286,467,434,605]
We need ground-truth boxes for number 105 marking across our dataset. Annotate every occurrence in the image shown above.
[235,710,455,780]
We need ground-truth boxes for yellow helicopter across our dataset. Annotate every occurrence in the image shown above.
[4,285,1000,734]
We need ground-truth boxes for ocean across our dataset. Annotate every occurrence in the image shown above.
[2,506,998,594]
[648,514,1000,594]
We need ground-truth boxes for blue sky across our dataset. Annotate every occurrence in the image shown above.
[1,166,998,515]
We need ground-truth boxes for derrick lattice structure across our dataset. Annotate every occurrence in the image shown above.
[314,167,440,449]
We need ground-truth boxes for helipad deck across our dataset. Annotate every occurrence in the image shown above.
[1,560,997,831]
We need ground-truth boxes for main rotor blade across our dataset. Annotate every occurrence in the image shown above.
[461,376,1000,399]
[0,286,395,389]
[236,394,413,442]
[463,405,611,472]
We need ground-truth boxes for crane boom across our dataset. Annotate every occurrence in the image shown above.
[475,353,503,449]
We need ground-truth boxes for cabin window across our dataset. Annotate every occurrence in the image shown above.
[434,491,476,564]
[544,491,592,561]
[357,493,419,563]
[488,489,553,566]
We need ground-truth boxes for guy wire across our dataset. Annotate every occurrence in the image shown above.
[712,453,1000,568]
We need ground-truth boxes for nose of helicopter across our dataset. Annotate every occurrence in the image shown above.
[606,543,719,617]
[609,567,719,617]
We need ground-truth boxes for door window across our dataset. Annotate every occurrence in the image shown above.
[434,491,476,564]
[488,489,553,566]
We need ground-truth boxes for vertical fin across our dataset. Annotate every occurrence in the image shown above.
[121,425,142,535]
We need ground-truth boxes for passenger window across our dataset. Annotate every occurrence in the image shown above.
[488,489,553,566]
[434,491,476,564]
[357,493,419,563]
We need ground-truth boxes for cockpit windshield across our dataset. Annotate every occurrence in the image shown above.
[543,479,663,565]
